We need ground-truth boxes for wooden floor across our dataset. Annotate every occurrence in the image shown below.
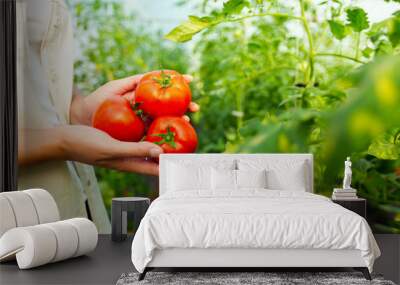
[0,235,134,285]
[0,234,398,285]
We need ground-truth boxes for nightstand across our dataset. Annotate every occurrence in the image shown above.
[111,197,150,242]
[332,198,366,219]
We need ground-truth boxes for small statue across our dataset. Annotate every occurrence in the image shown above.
[342,157,352,190]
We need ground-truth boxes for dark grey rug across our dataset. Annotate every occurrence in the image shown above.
[116,272,396,285]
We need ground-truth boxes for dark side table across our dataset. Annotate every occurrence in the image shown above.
[332,198,366,219]
[111,197,150,242]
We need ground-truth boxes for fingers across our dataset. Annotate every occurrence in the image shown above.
[111,141,163,159]
[100,157,159,176]
[182,102,200,120]
[183,74,193,83]
[188,102,200,112]
[122,90,135,102]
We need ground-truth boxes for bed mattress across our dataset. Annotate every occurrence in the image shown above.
[131,190,380,273]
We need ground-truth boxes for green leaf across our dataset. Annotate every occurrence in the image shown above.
[247,41,262,51]
[368,129,400,160]
[388,17,400,47]
[222,0,250,15]
[346,7,369,32]
[328,19,347,40]
[375,39,393,55]
[362,47,374,58]
[165,16,213,43]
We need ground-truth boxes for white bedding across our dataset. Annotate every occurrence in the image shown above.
[131,190,380,273]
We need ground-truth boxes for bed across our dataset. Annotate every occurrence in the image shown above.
[131,154,380,281]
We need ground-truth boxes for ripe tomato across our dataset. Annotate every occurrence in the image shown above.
[92,96,145,142]
[135,70,191,117]
[146,116,198,153]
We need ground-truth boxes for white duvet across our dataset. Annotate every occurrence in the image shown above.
[131,190,380,273]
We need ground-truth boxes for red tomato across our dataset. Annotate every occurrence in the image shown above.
[92,96,145,142]
[135,70,191,117]
[146,116,198,153]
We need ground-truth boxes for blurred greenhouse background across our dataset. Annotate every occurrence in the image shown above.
[68,0,400,233]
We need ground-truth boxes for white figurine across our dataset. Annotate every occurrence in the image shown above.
[342,157,352,190]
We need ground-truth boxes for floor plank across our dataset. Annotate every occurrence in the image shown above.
[0,234,398,284]
[0,235,134,285]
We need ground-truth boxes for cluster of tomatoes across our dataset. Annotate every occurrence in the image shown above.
[92,70,198,153]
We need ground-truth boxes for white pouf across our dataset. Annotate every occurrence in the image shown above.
[24,189,60,223]
[0,189,98,269]
[0,196,17,237]
[1,191,39,227]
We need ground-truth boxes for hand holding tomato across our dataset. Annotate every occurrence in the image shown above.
[70,73,199,126]
[89,70,199,158]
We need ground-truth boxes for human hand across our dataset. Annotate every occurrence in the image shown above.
[19,125,163,175]
[58,125,163,175]
[70,73,200,125]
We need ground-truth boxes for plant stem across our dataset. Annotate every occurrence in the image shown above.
[235,22,246,133]
[355,32,361,60]
[299,0,315,86]
[226,12,302,23]
[315,52,366,64]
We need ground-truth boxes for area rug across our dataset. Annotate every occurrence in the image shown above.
[116,272,396,285]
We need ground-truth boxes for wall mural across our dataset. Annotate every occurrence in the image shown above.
[65,0,400,233]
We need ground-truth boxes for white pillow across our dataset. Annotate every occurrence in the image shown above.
[238,159,308,191]
[266,168,306,191]
[236,169,267,189]
[211,168,236,190]
[165,159,236,170]
[167,162,212,191]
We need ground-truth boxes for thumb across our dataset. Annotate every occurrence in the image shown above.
[113,141,163,158]
[105,74,143,96]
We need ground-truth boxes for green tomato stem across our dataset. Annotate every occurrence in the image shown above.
[151,126,176,148]
[225,12,303,24]
[153,70,172,88]
[315,52,366,64]
[300,0,315,86]
[355,32,361,61]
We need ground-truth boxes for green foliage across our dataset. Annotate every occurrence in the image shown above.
[368,129,400,160]
[71,0,400,233]
[168,0,400,233]
[70,0,189,94]
[328,19,348,40]
[346,7,369,32]
[222,0,250,15]
[165,16,212,43]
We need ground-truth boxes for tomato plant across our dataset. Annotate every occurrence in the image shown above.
[72,0,400,233]
[146,116,198,153]
[165,0,400,233]
[92,96,145,142]
[135,70,192,117]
